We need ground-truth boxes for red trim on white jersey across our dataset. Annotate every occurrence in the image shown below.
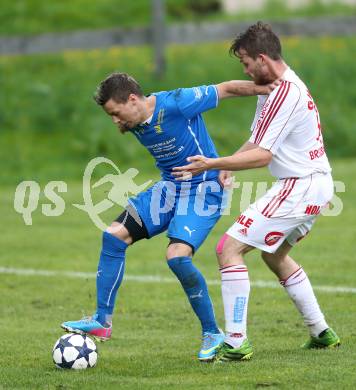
[268,88,300,151]
[253,81,291,144]
[262,178,297,218]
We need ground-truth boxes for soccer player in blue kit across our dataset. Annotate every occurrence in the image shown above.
[62,72,276,361]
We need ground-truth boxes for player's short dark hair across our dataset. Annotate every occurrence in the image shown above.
[94,72,144,105]
[229,21,282,60]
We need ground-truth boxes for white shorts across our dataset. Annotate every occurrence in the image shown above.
[226,172,334,253]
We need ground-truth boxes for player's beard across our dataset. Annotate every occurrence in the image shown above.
[118,125,129,133]
[252,64,275,85]
[118,122,134,133]
[254,73,275,85]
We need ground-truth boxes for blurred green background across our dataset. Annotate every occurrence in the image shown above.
[1,0,356,185]
[1,0,356,35]
[1,2,356,388]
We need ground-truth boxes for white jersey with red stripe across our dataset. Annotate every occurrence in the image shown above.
[250,67,331,179]
[226,172,334,253]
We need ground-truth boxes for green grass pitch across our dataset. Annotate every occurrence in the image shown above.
[0,159,355,389]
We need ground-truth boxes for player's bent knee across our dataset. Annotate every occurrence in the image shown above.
[216,234,254,267]
[261,250,285,264]
[216,233,245,256]
[106,222,132,244]
[166,242,193,260]
[261,251,271,262]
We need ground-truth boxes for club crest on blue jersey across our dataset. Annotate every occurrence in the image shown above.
[154,108,165,133]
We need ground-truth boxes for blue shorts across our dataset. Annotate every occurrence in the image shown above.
[128,180,224,252]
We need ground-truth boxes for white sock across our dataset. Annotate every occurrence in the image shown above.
[281,267,328,337]
[220,264,250,348]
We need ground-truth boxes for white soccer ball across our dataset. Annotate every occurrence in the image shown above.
[52,333,98,369]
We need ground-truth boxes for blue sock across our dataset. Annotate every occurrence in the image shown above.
[96,231,128,325]
[167,256,219,334]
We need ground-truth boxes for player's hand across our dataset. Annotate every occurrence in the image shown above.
[172,155,211,180]
[268,79,282,93]
[257,79,282,95]
[218,170,233,188]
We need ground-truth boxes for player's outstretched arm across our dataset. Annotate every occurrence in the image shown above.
[216,80,280,100]
[172,146,272,180]
[217,142,258,187]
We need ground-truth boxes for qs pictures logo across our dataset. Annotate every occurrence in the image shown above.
[13,157,152,230]
[13,157,345,229]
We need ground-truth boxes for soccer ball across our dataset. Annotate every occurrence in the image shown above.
[52,333,98,369]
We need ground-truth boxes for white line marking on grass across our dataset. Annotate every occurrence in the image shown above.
[1,266,356,294]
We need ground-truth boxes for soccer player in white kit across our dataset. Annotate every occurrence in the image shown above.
[173,22,340,361]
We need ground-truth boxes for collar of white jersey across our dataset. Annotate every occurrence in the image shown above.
[281,66,293,80]
[140,114,153,126]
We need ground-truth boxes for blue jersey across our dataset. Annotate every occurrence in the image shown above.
[131,85,220,185]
